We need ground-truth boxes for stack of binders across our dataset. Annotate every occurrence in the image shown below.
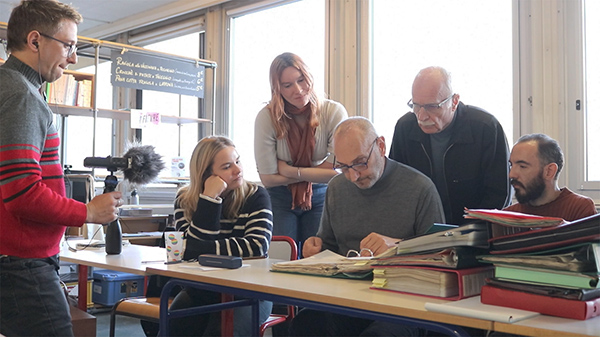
[479,213,600,320]
[369,223,494,300]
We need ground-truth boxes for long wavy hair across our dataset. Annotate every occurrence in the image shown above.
[267,52,320,139]
[177,136,257,220]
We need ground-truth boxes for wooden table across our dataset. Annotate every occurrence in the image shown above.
[60,244,600,337]
[147,259,489,337]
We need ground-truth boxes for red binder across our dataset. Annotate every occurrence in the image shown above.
[481,284,600,320]
[370,265,494,301]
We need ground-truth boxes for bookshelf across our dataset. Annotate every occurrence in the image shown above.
[0,21,217,138]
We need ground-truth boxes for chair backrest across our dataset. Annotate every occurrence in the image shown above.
[64,174,94,203]
[269,236,298,261]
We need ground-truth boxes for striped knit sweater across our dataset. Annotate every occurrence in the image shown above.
[174,186,273,260]
[0,56,86,258]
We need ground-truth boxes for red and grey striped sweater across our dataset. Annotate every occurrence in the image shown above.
[0,56,86,258]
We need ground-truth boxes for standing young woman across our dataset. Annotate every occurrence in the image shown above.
[254,52,347,246]
[170,136,273,336]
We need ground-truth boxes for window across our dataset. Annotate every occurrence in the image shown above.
[565,0,599,195]
[63,61,113,171]
[584,0,600,181]
[141,32,202,177]
[371,0,514,148]
[228,0,325,182]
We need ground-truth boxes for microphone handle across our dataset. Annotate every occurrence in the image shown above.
[105,219,122,255]
[104,175,119,193]
[104,174,122,254]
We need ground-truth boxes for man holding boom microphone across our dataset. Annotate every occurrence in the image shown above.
[0,1,121,336]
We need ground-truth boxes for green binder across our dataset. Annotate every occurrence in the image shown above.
[494,264,599,289]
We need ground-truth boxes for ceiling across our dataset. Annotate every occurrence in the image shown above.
[0,0,227,39]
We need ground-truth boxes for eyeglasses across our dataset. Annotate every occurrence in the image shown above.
[407,94,454,114]
[39,32,77,58]
[346,248,374,258]
[333,138,378,174]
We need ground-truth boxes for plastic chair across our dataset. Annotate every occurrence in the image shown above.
[220,235,298,336]
[109,296,173,336]
[259,235,298,336]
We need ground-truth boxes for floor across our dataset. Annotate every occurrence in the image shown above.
[91,307,276,337]
[92,307,146,337]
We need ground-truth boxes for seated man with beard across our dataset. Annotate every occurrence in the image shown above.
[506,133,596,220]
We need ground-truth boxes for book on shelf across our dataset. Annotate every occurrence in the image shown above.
[76,79,93,107]
[488,213,600,254]
[494,264,599,289]
[481,284,600,320]
[478,242,599,273]
[46,73,86,107]
[48,74,68,104]
[370,265,494,300]
[63,74,78,106]
[486,277,600,301]
[270,249,374,278]
[373,246,488,269]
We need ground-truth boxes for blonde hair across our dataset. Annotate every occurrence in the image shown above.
[177,136,258,220]
[267,52,320,139]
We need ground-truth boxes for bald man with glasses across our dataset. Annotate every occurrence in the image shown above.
[390,66,511,225]
[291,117,444,336]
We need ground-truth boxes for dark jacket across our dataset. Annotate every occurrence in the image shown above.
[389,102,511,225]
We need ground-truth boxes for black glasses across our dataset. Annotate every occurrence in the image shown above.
[407,94,453,114]
[39,32,77,58]
[333,138,378,174]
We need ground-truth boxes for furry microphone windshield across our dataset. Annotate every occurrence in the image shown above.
[122,145,166,185]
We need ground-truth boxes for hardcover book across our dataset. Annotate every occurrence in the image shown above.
[373,247,487,269]
[479,242,599,273]
[486,277,600,301]
[370,265,494,300]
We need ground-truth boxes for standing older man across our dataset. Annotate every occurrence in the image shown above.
[390,66,511,225]
[291,117,444,336]
[506,133,596,220]
[0,1,122,336]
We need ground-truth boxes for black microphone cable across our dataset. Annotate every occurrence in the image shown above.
[63,224,105,252]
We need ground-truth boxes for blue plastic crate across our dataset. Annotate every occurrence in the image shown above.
[92,269,145,306]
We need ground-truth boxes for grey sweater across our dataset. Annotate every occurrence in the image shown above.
[318,158,445,256]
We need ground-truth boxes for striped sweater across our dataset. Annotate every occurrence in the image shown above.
[0,56,86,258]
[174,186,273,260]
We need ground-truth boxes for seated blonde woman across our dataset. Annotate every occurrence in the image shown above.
[170,136,273,336]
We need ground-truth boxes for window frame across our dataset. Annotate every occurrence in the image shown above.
[56,0,598,205]
[563,0,600,195]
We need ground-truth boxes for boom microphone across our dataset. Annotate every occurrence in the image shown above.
[83,145,166,185]
[83,145,165,255]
